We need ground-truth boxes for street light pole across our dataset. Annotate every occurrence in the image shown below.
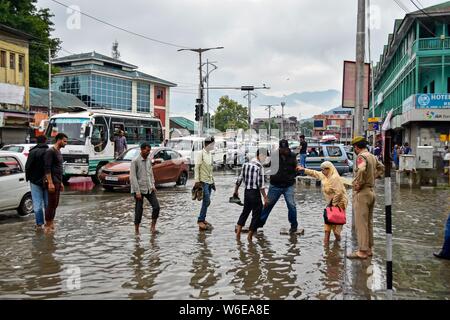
[355,0,366,138]
[48,47,52,117]
[262,104,277,139]
[178,47,224,136]
[281,101,286,139]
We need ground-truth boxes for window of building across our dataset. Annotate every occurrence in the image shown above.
[137,82,150,113]
[430,81,435,94]
[0,51,6,68]
[9,52,15,69]
[18,55,24,73]
[154,86,166,106]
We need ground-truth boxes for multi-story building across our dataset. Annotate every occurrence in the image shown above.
[312,113,353,144]
[372,2,450,151]
[252,116,298,138]
[51,52,176,139]
[0,24,32,145]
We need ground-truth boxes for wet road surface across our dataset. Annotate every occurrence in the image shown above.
[0,172,449,299]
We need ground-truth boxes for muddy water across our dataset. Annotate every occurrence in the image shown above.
[0,173,448,299]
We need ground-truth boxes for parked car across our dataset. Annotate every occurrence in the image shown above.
[98,147,189,191]
[226,141,246,168]
[167,136,204,169]
[289,140,300,155]
[0,152,34,216]
[0,144,35,157]
[299,143,350,175]
[347,151,355,173]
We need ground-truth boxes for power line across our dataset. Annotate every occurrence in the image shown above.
[49,0,189,49]
[410,0,448,26]
[392,0,436,37]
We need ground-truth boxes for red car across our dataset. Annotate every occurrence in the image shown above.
[99,147,189,191]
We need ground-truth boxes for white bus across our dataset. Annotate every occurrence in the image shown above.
[45,109,163,184]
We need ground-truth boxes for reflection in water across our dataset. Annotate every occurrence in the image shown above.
[318,242,344,299]
[189,232,220,299]
[26,234,63,299]
[126,235,162,300]
[228,234,300,299]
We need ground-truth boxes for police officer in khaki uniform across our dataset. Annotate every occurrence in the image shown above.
[347,136,384,259]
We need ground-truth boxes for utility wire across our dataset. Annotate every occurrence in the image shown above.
[410,0,449,26]
[393,0,436,36]
[49,0,189,49]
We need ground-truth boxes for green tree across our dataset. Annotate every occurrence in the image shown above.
[0,0,61,88]
[211,96,249,132]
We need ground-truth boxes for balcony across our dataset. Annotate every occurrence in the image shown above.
[415,37,450,51]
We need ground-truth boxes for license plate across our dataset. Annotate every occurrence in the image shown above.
[105,176,119,181]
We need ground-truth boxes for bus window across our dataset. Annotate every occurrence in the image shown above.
[92,116,108,152]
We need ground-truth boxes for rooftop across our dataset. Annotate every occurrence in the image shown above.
[52,51,177,87]
[30,87,87,109]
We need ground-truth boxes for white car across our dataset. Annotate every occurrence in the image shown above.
[0,152,34,216]
[0,144,36,157]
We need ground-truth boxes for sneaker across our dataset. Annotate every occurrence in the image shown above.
[198,221,208,230]
[433,251,450,260]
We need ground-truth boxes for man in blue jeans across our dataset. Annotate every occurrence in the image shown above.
[434,214,450,260]
[299,135,308,175]
[259,139,302,233]
[194,137,216,231]
[25,135,49,230]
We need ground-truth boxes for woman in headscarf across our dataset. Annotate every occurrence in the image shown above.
[299,161,348,245]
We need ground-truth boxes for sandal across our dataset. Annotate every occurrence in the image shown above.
[347,251,368,259]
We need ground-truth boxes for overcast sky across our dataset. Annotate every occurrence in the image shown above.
[37,0,447,119]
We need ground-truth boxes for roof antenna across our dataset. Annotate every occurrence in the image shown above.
[112,40,120,60]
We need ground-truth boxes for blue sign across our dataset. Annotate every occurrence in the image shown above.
[415,94,450,109]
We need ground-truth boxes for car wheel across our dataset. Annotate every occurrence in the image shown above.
[102,185,114,192]
[17,193,33,216]
[91,164,103,185]
[176,171,188,186]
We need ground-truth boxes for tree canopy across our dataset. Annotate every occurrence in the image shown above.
[211,96,249,132]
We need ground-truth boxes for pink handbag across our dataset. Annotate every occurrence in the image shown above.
[323,203,346,225]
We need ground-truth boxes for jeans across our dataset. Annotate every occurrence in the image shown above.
[299,153,307,167]
[134,191,160,225]
[237,189,263,231]
[30,183,48,225]
[259,184,298,230]
[45,183,61,222]
[441,214,450,257]
[198,182,213,222]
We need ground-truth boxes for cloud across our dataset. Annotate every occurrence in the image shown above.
[37,0,444,117]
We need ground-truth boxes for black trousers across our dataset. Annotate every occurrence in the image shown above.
[237,189,263,232]
[134,191,160,225]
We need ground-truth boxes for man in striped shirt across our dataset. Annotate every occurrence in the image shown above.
[233,148,268,241]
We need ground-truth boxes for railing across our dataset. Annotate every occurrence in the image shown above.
[416,37,450,51]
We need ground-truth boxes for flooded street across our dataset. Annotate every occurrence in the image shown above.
[0,172,449,300]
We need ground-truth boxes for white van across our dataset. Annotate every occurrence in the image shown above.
[167,136,205,169]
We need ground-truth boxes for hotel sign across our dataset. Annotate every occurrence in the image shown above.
[403,94,450,112]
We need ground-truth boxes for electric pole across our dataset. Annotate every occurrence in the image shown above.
[178,47,224,136]
[261,104,277,139]
[204,59,218,133]
[48,47,52,117]
[355,0,366,138]
[281,101,286,139]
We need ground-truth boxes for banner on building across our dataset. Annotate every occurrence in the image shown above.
[342,61,370,109]
[0,83,25,105]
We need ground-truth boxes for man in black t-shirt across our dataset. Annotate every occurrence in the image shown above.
[258,140,302,233]
[44,133,67,234]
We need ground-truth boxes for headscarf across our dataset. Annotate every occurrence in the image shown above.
[319,161,348,210]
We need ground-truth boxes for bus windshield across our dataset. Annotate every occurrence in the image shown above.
[46,118,89,145]
[167,140,192,151]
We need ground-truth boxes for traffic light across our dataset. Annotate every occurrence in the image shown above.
[195,104,200,121]
[195,103,204,121]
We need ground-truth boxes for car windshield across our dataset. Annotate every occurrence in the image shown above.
[167,140,192,151]
[1,146,24,153]
[118,148,140,161]
[45,118,89,145]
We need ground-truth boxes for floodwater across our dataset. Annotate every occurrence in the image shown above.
[0,172,448,300]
